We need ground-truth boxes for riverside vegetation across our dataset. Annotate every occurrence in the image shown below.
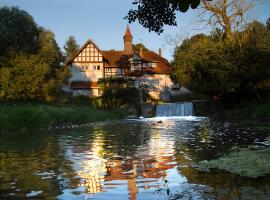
[0,103,124,131]
[0,7,149,131]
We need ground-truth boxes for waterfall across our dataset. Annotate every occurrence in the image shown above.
[155,102,194,117]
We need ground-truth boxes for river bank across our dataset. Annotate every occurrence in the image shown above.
[0,103,124,131]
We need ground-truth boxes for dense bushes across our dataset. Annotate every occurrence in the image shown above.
[172,20,270,101]
[0,7,70,102]
[0,104,121,131]
[97,77,149,115]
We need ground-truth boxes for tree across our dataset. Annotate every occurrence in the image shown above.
[63,36,79,61]
[0,7,70,101]
[126,0,259,39]
[267,18,270,30]
[132,43,149,51]
[171,19,270,99]
[0,6,39,55]
[198,0,258,40]
[125,0,203,34]
[37,28,70,101]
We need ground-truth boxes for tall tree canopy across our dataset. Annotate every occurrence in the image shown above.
[172,19,270,99]
[0,6,69,101]
[126,0,207,33]
[63,36,80,62]
[0,6,39,55]
[126,0,259,39]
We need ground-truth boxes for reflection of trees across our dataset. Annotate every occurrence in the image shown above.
[0,132,78,199]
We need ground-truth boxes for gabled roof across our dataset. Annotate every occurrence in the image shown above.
[101,50,171,74]
[101,50,130,67]
[67,39,105,65]
[140,51,171,74]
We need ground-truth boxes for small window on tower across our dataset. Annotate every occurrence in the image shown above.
[93,65,96,70]
[97,65,100,70]
[85,66,88,70]
[81,66,84,70]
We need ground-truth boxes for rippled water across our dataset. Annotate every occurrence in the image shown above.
[0,117,270,200]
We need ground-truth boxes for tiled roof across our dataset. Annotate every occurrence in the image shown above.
[70,81,99,89]
[141,51,171,74]
[101,50,171,74]
[101,51,130,67]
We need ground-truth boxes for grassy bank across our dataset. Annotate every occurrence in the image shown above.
[0,103,124,131]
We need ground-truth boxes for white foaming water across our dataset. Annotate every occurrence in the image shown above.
[156,102,194,117]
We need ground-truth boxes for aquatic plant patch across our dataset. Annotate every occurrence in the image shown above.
[193,144,270,178]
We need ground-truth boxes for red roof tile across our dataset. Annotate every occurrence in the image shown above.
[101,50,171,74]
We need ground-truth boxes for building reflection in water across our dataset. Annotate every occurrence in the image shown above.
[73,124,178,199]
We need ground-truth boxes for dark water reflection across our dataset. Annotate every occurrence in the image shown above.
[0,117,270,199]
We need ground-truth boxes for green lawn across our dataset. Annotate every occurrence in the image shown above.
[0,103,123,131]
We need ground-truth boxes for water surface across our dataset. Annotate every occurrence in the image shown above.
[0,117,269,199]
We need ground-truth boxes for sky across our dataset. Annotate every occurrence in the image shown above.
[1,0,270,61]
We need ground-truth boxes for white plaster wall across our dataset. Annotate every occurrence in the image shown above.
[70,62,104,82]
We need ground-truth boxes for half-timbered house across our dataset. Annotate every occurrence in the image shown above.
[66,26,173,99]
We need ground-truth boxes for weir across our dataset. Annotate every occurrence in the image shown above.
[155,102,194,117]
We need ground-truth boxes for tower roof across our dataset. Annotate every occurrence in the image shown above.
[124,25,133,37]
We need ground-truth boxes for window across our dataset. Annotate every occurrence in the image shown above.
[97,65,100,70]
[152,80,159,87]
[93,65,96,70]
[81,66,84,70]
[85,66,88,70]
[131,62,141,70]
[152,63,157,68]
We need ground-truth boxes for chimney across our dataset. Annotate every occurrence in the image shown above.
[123,25,133,54]
[139,47,143,57]
[158,48,162,57]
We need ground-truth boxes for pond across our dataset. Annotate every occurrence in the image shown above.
[0,117,270,200]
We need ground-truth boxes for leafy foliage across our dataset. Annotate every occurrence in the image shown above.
[0,6,70,102]
[63,36,80,61]
[125,0,204,33]
[0,104,120,131]
[172,20,270,99]
[0,6,39,55]
[132,43,149,51]
[98,77,139,106]
[97,77,143,115]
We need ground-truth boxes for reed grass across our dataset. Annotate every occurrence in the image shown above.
[0,103,122,131]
